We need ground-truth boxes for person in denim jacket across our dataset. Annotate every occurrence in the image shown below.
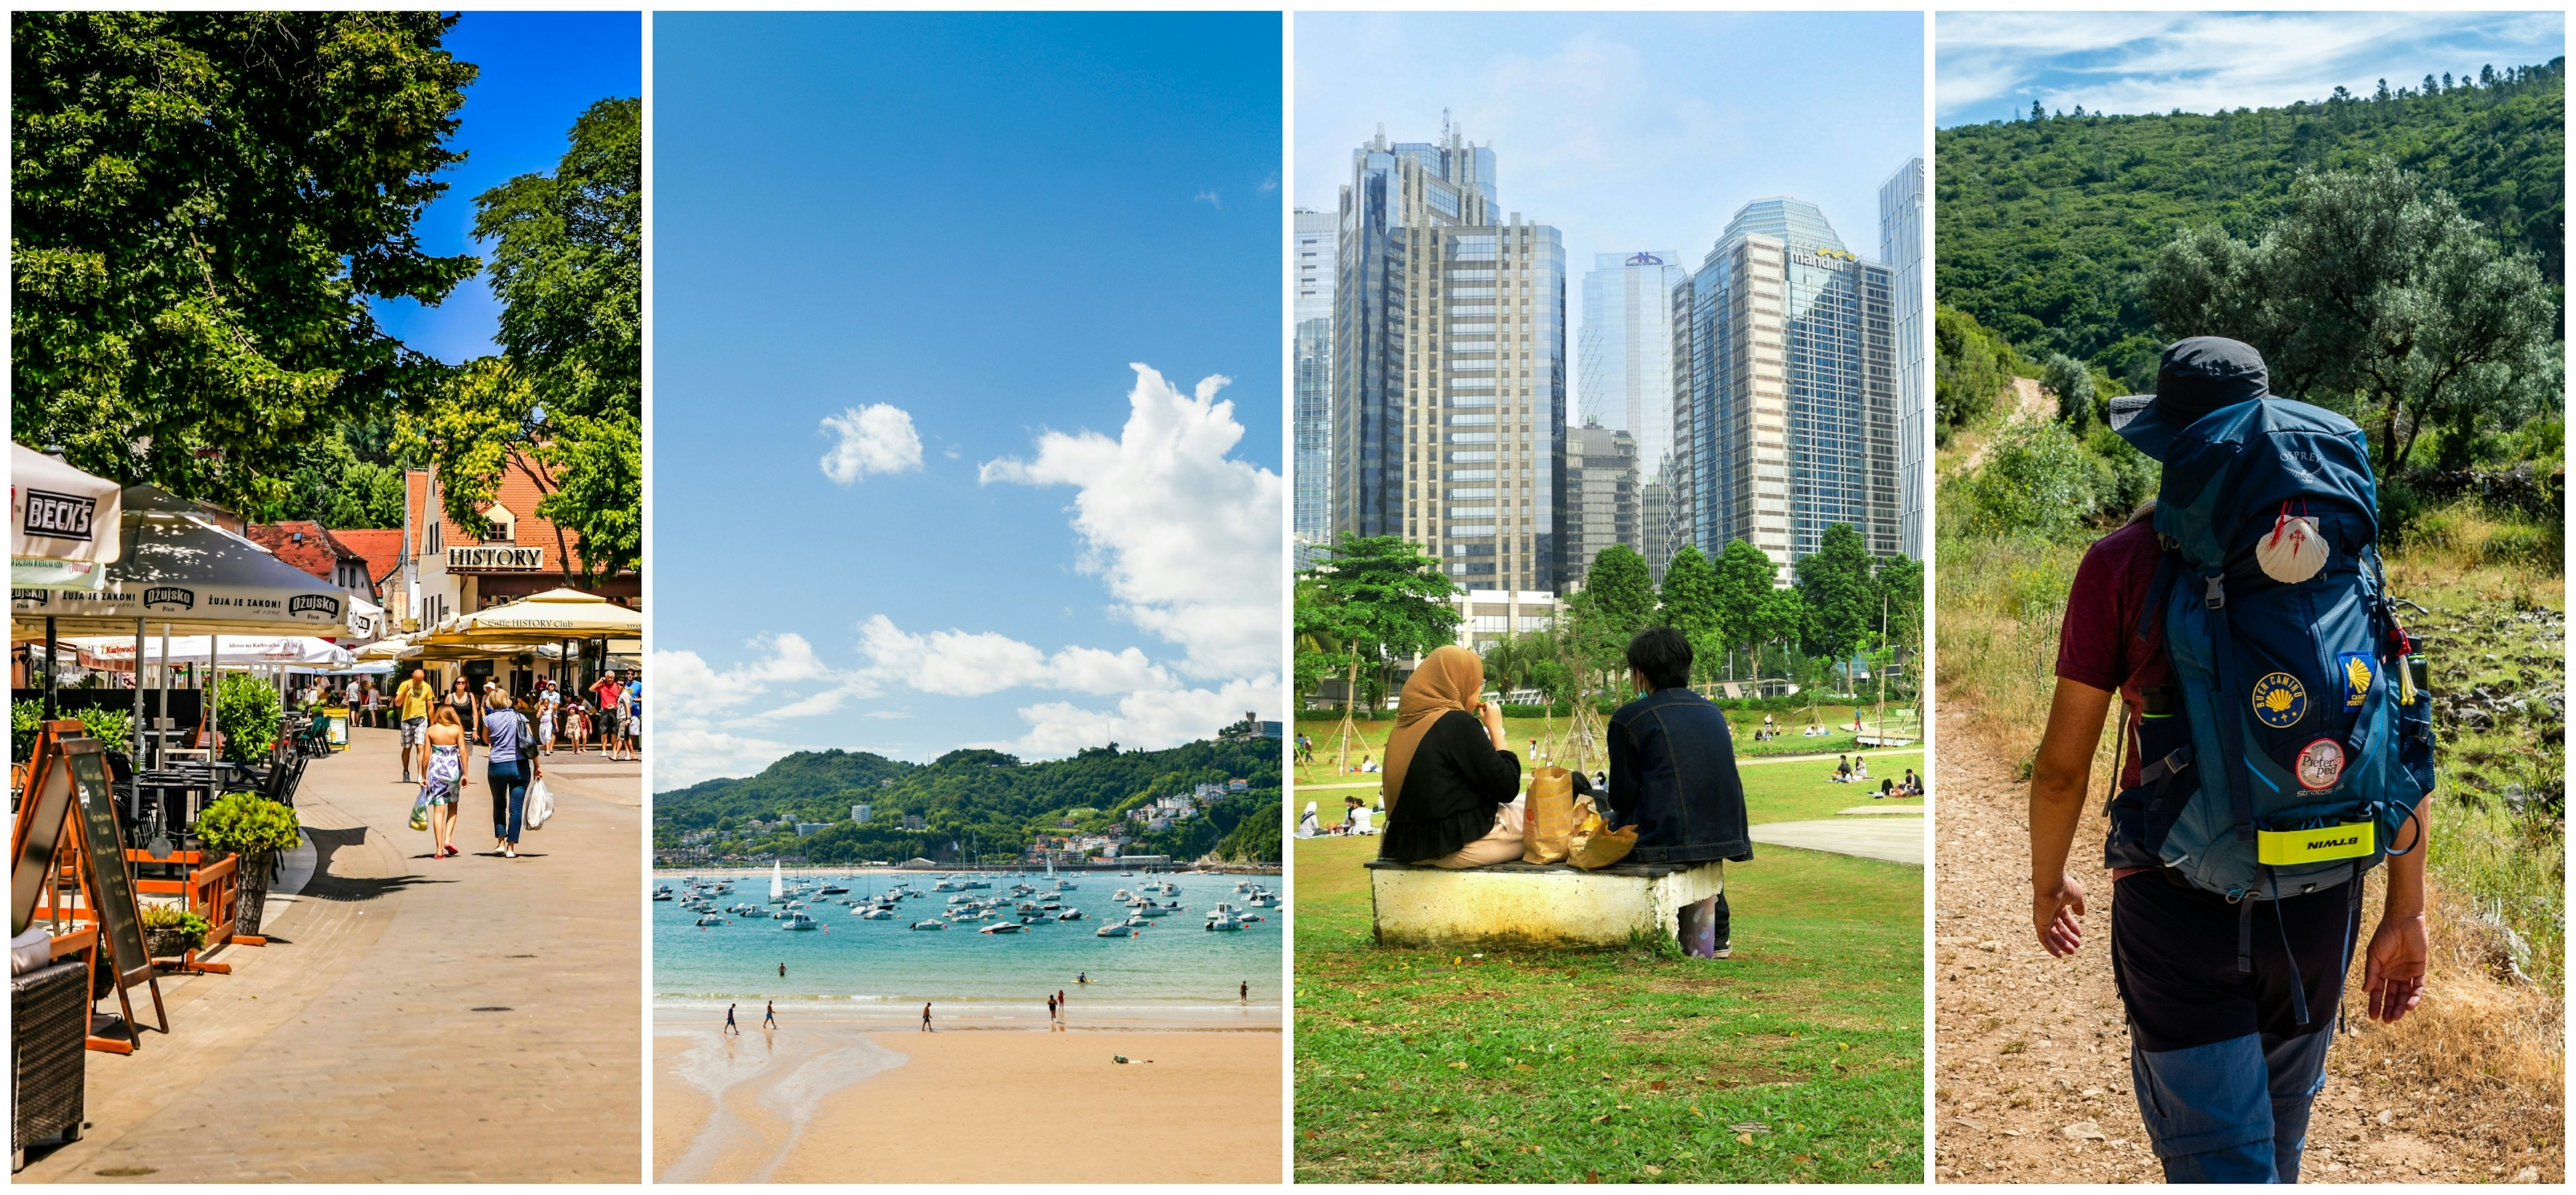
[1574,627,1753,957]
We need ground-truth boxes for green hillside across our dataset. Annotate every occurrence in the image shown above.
[653,736,1283,865]
[1937,59,2564,381]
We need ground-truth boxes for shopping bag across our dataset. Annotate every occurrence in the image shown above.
[1566,795,1638,870]
[409,786,431,833]
[1521,766,1578,864]
[524,777,554,831]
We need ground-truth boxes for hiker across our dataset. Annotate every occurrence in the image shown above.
[1570,628,1752,958]
[2029,337,2430,1184]
[1376,645,1523,868]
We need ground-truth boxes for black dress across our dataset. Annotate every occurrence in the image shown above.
[1378,710,1523,864]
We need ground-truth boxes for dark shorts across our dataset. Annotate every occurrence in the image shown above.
[2109,870,2360,1053]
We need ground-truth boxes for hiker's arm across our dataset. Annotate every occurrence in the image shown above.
[2030,678,2112,957]
[2365,801,2430,1023]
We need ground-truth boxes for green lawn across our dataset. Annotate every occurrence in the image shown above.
[1291,834,1924,1183]
[1296,747,1925,828]
[1294,706,1914,780]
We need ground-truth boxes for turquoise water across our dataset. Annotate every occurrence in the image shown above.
[653,870,1281,1020]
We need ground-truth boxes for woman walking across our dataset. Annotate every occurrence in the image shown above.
[537,681,561,756]
[445,674,484,738]
[484,694,540,858]
[417,704,472,859]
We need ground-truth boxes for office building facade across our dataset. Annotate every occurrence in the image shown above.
[1578,251,1686,484]
[1294,207,1336,567]
[1674,198,1900,583]
[1879,158,1927,560]
[1332,125,1567,592]
[1564,424,1638,587]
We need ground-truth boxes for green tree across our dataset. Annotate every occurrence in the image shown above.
[1711,538,1779,678]
[1961,420,2103,539]
[2043,352,2098,432]
[1935,305,2026,438]
[1748,585,1807,687]
[1655,544,1722,642]
[1582,545,1656,644]
[2145,160,2562,471]
[404,97,642,587]
[12,12,480,511]
[1794,524,1876,670]
[1299,533,1460,709]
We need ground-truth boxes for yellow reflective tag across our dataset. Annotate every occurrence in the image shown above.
[2256,821,2375,866]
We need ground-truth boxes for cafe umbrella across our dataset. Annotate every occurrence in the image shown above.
[12,485,364,760]
[11,445,125,720]
[419,587,641,699]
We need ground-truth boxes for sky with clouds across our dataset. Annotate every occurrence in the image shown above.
[1937,10,2565,127]
[651,13,1283,789]
[1295,11,1924,359]
[368,11,641,363]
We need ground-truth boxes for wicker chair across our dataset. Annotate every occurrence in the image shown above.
[12,958,87,1170]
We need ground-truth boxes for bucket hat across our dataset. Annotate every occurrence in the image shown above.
[2106,336,2272,461]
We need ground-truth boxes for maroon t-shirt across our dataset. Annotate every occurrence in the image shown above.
[2053,518,2173,791]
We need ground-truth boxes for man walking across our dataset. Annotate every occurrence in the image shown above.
[616,670,642,761]
[724,1003,740,1035]
[920,1001,933,1033]
[591,670,625,760]
[763,1000,777,1030]
[2030,338,2428,1182]
[395,666,435,783]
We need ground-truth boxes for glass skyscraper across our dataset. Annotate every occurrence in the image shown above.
[1331,125,1568,592]
[1879,158,1926,561]
[1578,251,1686,486]
[1294,207,1336,567]
[1674,197,1900,581]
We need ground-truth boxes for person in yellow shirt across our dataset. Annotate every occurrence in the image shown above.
[394,667,437,783]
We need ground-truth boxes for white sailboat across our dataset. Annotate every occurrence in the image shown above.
[768,860,787,904]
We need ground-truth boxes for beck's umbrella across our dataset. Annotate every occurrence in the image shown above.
[9,486,362,637]
[11,444,123,591]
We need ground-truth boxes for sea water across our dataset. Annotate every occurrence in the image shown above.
[653,870,1280,1024]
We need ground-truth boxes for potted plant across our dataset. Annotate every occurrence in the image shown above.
[214,671,282,764]
[195,792,301,937]
[140,903,212,960]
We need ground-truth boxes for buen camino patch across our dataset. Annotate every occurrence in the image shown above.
[2251,672,2308,728]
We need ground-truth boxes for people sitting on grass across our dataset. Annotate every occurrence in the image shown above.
[1358,754,1380,774]
[1803,722,1828,738]
[1570,628,1752,958]
[1853,754,1870,782]
[1902,768,1922,796]
[1295,801,1322,838]
[1833,754,1853,783]
[1340,795,1373,835]
[1878,777,1896,800]
[1377,644,1523,869]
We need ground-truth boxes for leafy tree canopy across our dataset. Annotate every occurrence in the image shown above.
[1794,523,1876,661]
[13,11,480,511]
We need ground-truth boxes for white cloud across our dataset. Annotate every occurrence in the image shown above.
[978,363,1284,682]
[1194,188,1222,208]
[818,403,923,483]
[651,718,798,791]
[855,614,1174,697]
[979,677,1280,758]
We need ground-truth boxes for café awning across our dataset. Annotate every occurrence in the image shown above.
[10,486,362,636]
[11,445,123,590]
[421,587,641,643]
[68,634,356,670]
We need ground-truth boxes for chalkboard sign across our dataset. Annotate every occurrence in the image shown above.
[9,741,76,937]
[64,737,151,982]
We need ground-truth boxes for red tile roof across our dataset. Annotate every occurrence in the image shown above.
[244,521,363,582]
[330,528,405,589]
[409,449,633,577]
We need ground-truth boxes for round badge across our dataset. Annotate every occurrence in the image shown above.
[2294,738,2345,791]
[2251,672,2308,728]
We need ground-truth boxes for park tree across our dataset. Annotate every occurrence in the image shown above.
[1582,545,1656,645]
[1711,538,1778,679]
[1748,585,1807,689]
[1298,533,1460,712]
[1795,523,1877,672]
[403,97,643,587]
[12,11,480,511]
[2145,160,2561,471]
[1656,544,1722,643]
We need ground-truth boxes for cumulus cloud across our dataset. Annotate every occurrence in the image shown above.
[855,615,1173,697]
[978,364,1285,682]
[979,676,1281,758]
[818,403,923,483]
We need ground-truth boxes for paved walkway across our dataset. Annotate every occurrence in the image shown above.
[1752,816,1926,866]
[19,729,641,1183]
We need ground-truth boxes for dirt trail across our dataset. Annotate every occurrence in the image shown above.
[1955,378,2059,474]
[1932,701,2563,1184]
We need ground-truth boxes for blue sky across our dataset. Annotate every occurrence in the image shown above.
[370,11,643,363]
[652,12,1284,788]
[1295,11,1924,323]
[1937,11,2565,127]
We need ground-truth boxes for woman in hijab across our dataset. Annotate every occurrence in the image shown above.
[1377,645,1523,868]
[1296,802,1322,838]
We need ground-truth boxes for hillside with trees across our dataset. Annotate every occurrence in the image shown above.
[1937,58,2563,388]
[653,736,1282,865]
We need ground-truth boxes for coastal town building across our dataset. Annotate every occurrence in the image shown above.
[400,460,639,633]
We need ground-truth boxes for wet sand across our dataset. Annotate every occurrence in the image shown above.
[655,1013,1281,1183]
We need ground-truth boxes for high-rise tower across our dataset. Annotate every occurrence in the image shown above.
[1293,207,1336,567]
[1578,251,1685,483]
[1878,158,1926,561]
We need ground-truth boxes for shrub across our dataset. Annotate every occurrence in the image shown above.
[196,792,301,858]
[2084,423,2160,522]
[75,705,131,751]
[139,903,213,948]
[10,700,41,762]
[214,672,282,764]
[1960,420,2102,540]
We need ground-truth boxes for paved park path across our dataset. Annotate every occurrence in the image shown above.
[1751,815,1925,866]
[20,727,642,1183]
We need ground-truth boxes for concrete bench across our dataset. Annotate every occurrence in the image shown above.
[1365,858,1724,950]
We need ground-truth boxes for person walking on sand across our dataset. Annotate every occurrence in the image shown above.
[725,1003,740,1035]
[394,667,435,782]
[2031,337,2430,1183]
[1568,628,1754,958]
[416,704,472,859]
[1046,992,1057,1026]
[763,1000,777,1029]
[920,1002,932,1032]
[1240,980,1248,1003]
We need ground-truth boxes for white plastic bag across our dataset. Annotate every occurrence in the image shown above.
[525,777,555,831]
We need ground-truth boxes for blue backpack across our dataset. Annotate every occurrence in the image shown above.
[2105,398,2436,1008]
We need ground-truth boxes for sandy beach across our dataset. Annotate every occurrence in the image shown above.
[655,1013,1281,1182]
